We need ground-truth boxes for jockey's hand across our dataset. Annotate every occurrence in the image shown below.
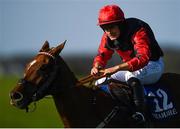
[91,65,104,76]
[103,66,119,76]
[91,67,100,76]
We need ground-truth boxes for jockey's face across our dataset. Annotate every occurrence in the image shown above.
[101,23,121,40]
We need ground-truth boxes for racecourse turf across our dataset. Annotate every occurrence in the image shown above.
[0,75,64,127]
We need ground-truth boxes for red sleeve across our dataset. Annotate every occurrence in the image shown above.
[127,27,151,71]
[93,33,114,68]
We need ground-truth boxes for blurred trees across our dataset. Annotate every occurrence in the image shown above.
[0,48,180,77]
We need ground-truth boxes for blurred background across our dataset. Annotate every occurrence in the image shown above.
[0,0,180,127]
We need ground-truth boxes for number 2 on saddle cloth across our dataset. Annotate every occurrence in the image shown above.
[145,82,178,121]
[98,73,180,122]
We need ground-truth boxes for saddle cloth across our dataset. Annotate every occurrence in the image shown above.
[98,80,179,121]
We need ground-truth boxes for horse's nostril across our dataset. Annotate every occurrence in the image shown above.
[12,92,23,101]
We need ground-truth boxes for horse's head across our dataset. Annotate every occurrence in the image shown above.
[10,40,67,110]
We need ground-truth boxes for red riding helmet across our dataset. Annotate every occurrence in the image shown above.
[97,4,125,26]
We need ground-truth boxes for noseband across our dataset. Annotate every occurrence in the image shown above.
[18,52,59,107]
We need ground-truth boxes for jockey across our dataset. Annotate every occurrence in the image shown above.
[91,4,164,123]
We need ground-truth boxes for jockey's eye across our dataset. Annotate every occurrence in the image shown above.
[101,24,117,31]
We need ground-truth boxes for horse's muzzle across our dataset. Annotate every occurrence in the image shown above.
[10,91,23,102]
[10,91,28,109]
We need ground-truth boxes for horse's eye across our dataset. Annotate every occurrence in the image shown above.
[40,65,48,70]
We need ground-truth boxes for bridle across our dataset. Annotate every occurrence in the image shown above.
[17,52,59,111]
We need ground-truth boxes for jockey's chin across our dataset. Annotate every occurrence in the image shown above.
[108,36,119,40]
[109,37,117,40]
[107,33,120,40]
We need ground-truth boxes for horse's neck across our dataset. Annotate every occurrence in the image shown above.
[53,56,78,88]
[51,57,116,127]
[52,86,99,127]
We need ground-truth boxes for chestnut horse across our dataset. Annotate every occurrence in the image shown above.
[10,41,180,127]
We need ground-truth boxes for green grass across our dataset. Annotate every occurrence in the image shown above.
[0,75,64,128]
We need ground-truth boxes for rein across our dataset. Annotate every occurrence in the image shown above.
[76,70,108,86]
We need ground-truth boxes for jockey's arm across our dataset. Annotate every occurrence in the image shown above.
[102,62,130,75]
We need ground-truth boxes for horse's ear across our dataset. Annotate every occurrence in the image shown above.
[39,40,50,52]
[50,40,66,56]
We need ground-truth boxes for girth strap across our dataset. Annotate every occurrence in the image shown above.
[96,106,120,128]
